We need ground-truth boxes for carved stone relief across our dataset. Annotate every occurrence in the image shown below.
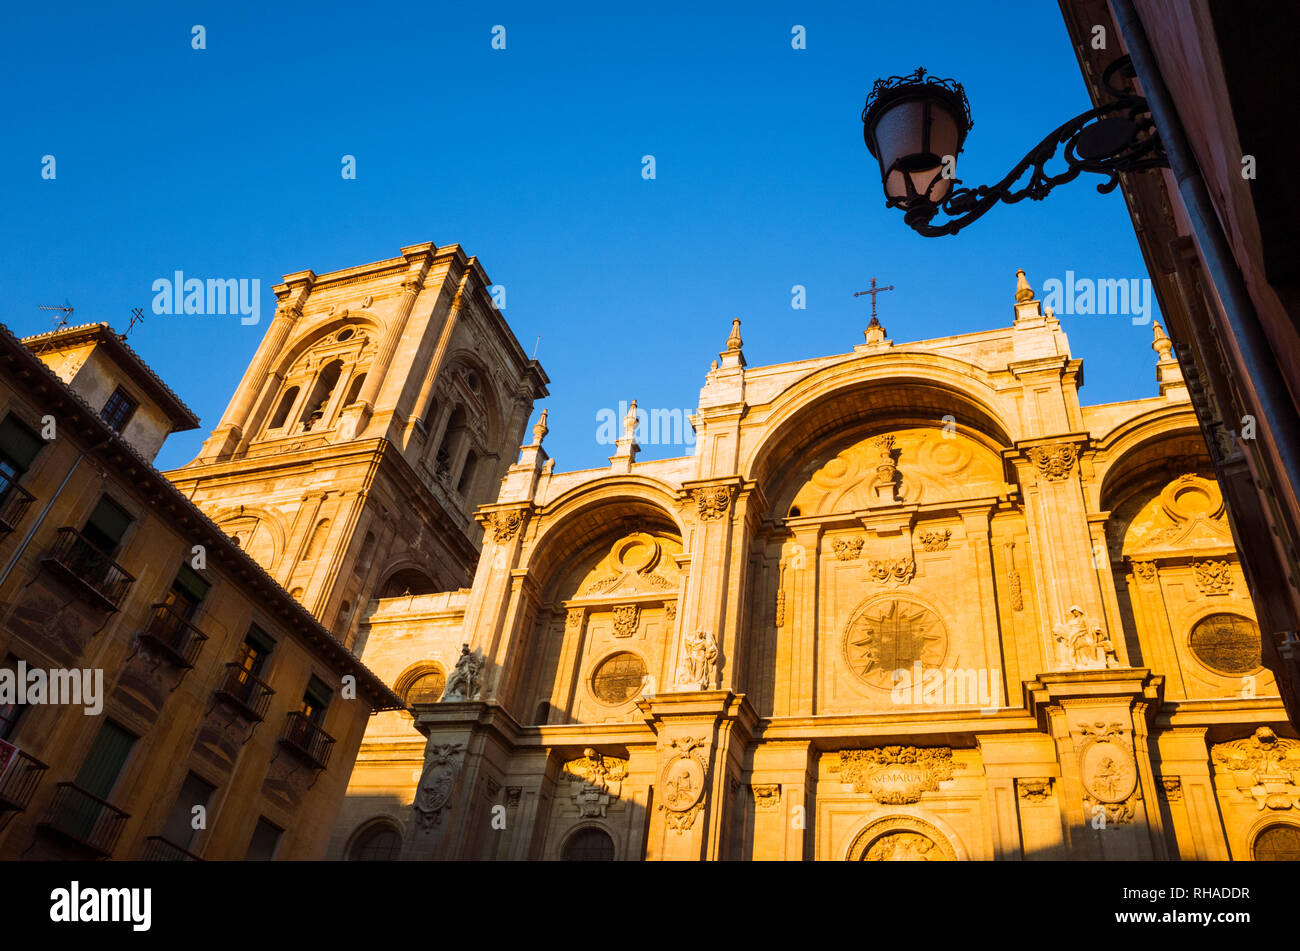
[1027,442,1079,482]
[693,485,735,521]
[658,735,710,833]
[834,746,960,804]
[752,784,781,810]
[563,748,630,817]
[1211,727,1300,811]
[833,536,865,561]
[612,604,640,638]
[413,742,466,831]
[917,529,951,552]
[1076,722,1139,825]
[842,598,947,691]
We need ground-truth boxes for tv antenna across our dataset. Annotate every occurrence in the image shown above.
[37,302,75,332]
[123,307,145,339]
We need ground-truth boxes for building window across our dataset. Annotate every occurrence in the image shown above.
[348,823,402,861]
[1252,824,1300,861]
[81,495,132,554]
[1189,613,1262,674]
[590,652,647,705]
[344,373,366,406]
[162,562,211,621]
[236,625,275,680]
[75,720,137,802]
[0,655,27,740]
[456,450,478,496]
[0,414,44,486]
[300,360,343,430]
[245,817,283,860]
[100,387,138,433]
[269,386,299,429]
[403,667,446,705]
[160,772,217,852]
[300,675,332,725]
[562,827,615,861]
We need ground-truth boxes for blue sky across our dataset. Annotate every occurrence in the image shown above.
[1,1,1163,473]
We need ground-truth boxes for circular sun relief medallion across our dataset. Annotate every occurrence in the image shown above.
[843,597,947,690]
[590,651,647,705]
[1189,613,1261,675]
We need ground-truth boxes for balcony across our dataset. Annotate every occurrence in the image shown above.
[138,603,208,670]
[140,835,203,861]
[0,747,48,814]
[0,473,34,535]
[40,527,134,611]
[213,663,275,722]
[278,711,335,771]
[37,782,131,858]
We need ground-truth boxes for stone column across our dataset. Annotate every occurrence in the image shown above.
[676,479,741,690]
[356,245,434,433]
[200,277,312,458]
[640,691,754,861]
[1026,669,1166,859]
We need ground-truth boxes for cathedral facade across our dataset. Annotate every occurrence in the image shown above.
[317,259,1293,861]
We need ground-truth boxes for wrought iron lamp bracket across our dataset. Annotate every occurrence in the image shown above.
[904,56,1167,237]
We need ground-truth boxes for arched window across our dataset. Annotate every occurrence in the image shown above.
[344,372,367,407]
[405,667,446,704]
[562,827,615,861]
[380,567,439,597]
[535,700,551,724]
[348,823,402,861]
[457,450,478,496]
[300,360,343,430]
[302,518,330,562]
[269,386,299,429]
[1253,824,1300,861]
[435,407,467,480]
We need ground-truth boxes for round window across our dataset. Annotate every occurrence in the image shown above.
[1189,613,1261,674]
[405,667,446,704]
[337,328,354,341]
[590,652,646,705]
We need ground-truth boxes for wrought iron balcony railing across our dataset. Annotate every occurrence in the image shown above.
[139,603,208,669]
[279,710,335,771]
[41,527,135,610]
[0,472,34,535]
[0,747,48,814]
[38,782,131,858]
[213,663,275,722]
[140,835,203,861]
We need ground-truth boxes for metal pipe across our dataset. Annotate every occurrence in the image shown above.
[1111,0,1300,503]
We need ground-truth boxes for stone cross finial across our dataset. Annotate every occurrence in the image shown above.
[531,408,549,445]
[1015,268,1035,303]
[726,318,743,352]
[1152,321,1174,361]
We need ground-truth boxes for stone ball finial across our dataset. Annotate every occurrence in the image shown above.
[1152,320,1174,361]
[1015,268,1035,303]
[726,317,743,352]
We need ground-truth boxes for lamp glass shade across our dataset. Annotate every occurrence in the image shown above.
[868,89,966,206]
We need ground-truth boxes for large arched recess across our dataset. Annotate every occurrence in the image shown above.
[742,355,1018,517]
[1093,405,1210,515]
[503,477,686,721]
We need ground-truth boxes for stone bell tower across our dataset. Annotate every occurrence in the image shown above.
[166,241,548,647]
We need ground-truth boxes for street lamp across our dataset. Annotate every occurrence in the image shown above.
[862,57,1167,237]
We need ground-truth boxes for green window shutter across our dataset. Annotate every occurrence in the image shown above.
[0,415,43,472]
[74,720,137,800]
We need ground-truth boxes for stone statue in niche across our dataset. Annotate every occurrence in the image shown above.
[1052,605,1118,670]
[677,630,718,690]
[442,643,484,700]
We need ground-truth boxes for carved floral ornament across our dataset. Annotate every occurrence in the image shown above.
[658,735,710,833]
[1193,559,1233,596]
[484,508,526,542]
[612,604,640,638]
[692,485,736,521]
[1026,442,1080,482]
[1018,778,1053,802]
[752,784,781,809]
[1211,727,1300,811]
[833,746,961,805]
